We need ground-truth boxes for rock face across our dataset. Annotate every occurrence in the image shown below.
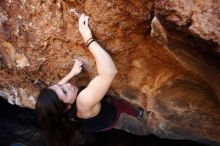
[155,0,220,45]
[0,0,220,145]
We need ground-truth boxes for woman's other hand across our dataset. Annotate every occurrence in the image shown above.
[57,59,83,85]
[69,59,83,76]
[79,14,92,43]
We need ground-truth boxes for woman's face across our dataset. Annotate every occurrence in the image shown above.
[49,83,78,105]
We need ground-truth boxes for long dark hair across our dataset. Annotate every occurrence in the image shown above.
[35,88,93,146]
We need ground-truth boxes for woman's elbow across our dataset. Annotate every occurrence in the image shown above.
[109,68,117,77]
[113,68,117,75]
[102,67,117,77]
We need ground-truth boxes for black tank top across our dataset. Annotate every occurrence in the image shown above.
[76,100,116,132]
[65,86,117,133]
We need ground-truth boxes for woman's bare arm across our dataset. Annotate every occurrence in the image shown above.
[76,14,117,118]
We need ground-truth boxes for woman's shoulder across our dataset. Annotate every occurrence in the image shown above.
[76,99,101,119]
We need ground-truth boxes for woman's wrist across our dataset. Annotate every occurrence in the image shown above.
[85,37,95,48]
[68,70,77,77]
[86,38,95,47]
[85,38,93,44]
[87,39,95,47]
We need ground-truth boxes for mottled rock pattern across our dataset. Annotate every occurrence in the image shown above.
[155,0,220,44]
[0,0,220,145]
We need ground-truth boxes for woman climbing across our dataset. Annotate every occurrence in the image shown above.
[36,14,143,146]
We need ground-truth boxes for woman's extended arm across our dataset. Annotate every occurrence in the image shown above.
[57,59,83,85]
[76,14,117,118]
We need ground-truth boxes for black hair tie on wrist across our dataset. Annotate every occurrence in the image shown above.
[85,38,94,45]
[87,39,95,47]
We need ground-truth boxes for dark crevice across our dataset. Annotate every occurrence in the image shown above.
[154,14,220,69]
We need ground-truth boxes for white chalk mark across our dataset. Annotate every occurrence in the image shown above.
[69,8,81,18]
[0,12,8,23]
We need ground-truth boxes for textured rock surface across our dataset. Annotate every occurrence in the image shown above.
[155,0,220,44]
[0,0,220,145]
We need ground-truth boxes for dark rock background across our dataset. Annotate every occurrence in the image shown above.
[0,0,219,145]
